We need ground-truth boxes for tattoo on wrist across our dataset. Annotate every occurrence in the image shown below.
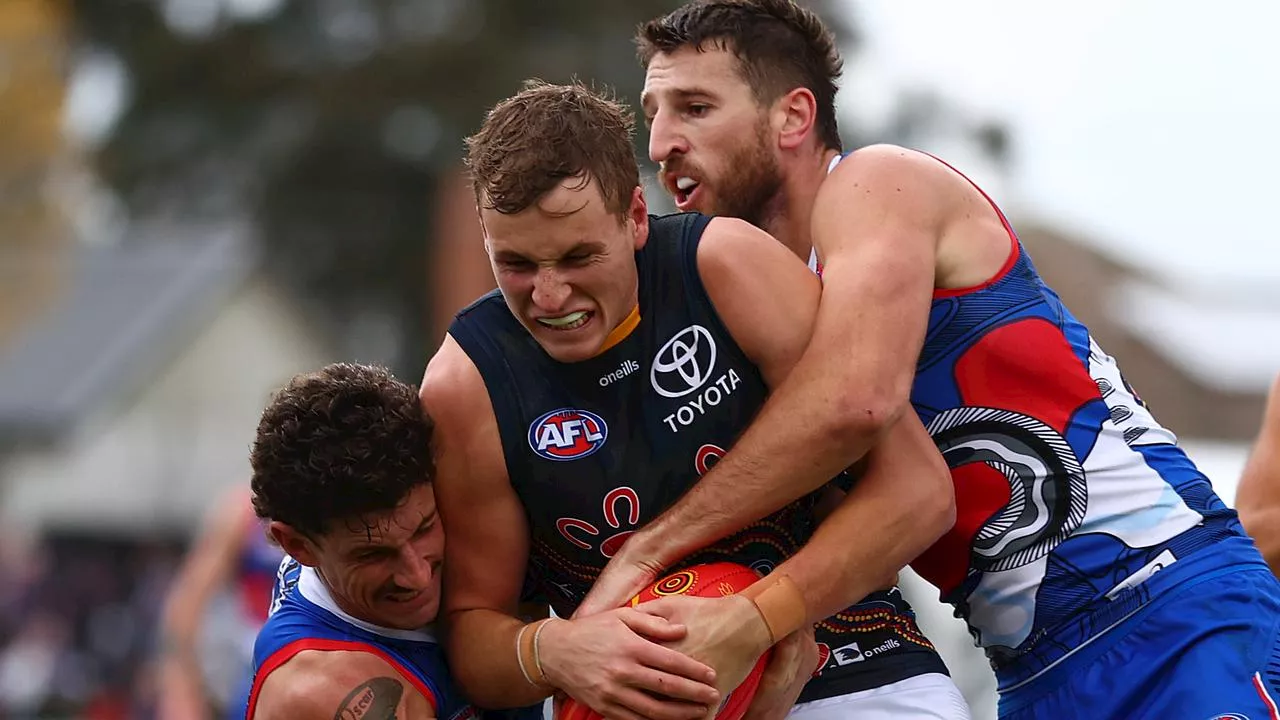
[333,676,404,720]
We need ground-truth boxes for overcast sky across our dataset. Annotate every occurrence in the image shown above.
[845,1,1280,288]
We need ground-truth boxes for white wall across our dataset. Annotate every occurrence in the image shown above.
[0,278,330,535]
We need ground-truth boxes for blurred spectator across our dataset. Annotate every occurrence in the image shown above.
[0,531,184,718]
[157,487,283,720]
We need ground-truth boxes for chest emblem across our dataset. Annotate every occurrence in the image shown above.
[528,408,608,461]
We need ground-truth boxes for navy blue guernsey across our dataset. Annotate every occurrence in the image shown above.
[450,212,947,701]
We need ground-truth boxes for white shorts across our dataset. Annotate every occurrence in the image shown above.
[788,673,972,720]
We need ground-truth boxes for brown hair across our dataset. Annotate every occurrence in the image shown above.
[250,363,433,538]
[464,80,640,216]
[638,0,844,151]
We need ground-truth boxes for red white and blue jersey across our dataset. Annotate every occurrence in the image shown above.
[900,171,1250,688]
[244,558,478,720]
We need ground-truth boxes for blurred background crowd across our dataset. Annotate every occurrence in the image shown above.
[0,1,1275,718]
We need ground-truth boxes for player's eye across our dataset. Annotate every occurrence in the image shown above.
[500,258,535,271]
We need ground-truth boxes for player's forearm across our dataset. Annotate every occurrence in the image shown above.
[776,483,952,625]
[156,652,213,720]
[632,379,894,569]
[754,418,954,625]
[444,609,554,708]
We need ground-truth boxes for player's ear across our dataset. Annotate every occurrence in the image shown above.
[628,186,649,251]
[775,87,818,151]
[270,521,319,567]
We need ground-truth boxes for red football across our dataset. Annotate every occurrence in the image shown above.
[557,562,772,720]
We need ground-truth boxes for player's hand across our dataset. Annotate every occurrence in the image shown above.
[742,625,819,720]
[574,539,666,618]
[538,607,721,720]
[640,594,774,714]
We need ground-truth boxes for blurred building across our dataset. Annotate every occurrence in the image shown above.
[0,223,329,535]
[1019,222,1273,443]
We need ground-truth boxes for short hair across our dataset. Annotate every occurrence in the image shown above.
[638,0,844,151]
[250,363,433,538]
[464,79,640,216]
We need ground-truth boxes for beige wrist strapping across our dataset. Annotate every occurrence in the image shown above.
[740,574,807,644]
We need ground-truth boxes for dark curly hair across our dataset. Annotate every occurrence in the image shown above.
[464,79,640,217]
[637,0,844,152]
[250,363,433,538]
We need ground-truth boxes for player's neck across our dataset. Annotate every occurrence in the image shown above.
[763,148,841,264]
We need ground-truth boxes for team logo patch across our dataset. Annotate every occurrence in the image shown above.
[651,324,717,398]
[1207,714,1250,720]
[926,406,1087,572]
[528,408,608,461]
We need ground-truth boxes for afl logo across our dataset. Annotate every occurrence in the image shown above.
[651,325,717,398]
[528,408,608,461]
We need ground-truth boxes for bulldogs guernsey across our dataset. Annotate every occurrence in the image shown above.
[449,212,947,702]
[245,558,479,720]
[905,171,1264,692]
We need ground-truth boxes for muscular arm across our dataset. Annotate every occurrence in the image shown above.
[424,337,721,719]
[252,650,434,720]
[630,211,951,622]
[765,414,954,624]
[421,338,549,708]
[618,147,958,576]
[1237,374,1280,573]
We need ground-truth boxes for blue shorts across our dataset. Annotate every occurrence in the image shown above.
[998,561,1280,720]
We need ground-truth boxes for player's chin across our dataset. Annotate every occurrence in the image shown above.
[379,591,440,629]
[532,328,603,363]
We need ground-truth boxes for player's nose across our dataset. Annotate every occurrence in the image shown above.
[396,546,436,590]
[648,110,688,165]
[531,267,571,311]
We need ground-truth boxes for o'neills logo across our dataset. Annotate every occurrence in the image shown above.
[599,359,640,387]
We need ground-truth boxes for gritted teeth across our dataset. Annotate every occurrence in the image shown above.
[537,310,589,329]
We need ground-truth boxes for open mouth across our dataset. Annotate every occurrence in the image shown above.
[673,176,701,208]
[536,310,593,331]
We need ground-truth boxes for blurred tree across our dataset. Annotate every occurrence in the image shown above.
[0,0,72,351]
[69,0,994,377]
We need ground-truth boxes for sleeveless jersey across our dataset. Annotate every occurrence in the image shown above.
[905,167,1252,688]
[245,558,478,720]
[450,212,945,702]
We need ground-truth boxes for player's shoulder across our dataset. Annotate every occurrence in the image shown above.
[818,144,967,230]
[420,335,487,421]
[826,144,964,197]
[696,215,780,260]
[254,648,436,720]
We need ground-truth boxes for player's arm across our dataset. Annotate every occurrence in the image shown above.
[251,649,435,720]
[422,337,550,709]
[762,410,954,624]
[158,488,253,720]
[676,216,952,619]
[1237,373,1280,572]
[588,153,958,598]
[423,338,719,720]
[705,212,955,621]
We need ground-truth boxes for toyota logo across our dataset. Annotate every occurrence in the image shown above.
[651,325,717,398]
